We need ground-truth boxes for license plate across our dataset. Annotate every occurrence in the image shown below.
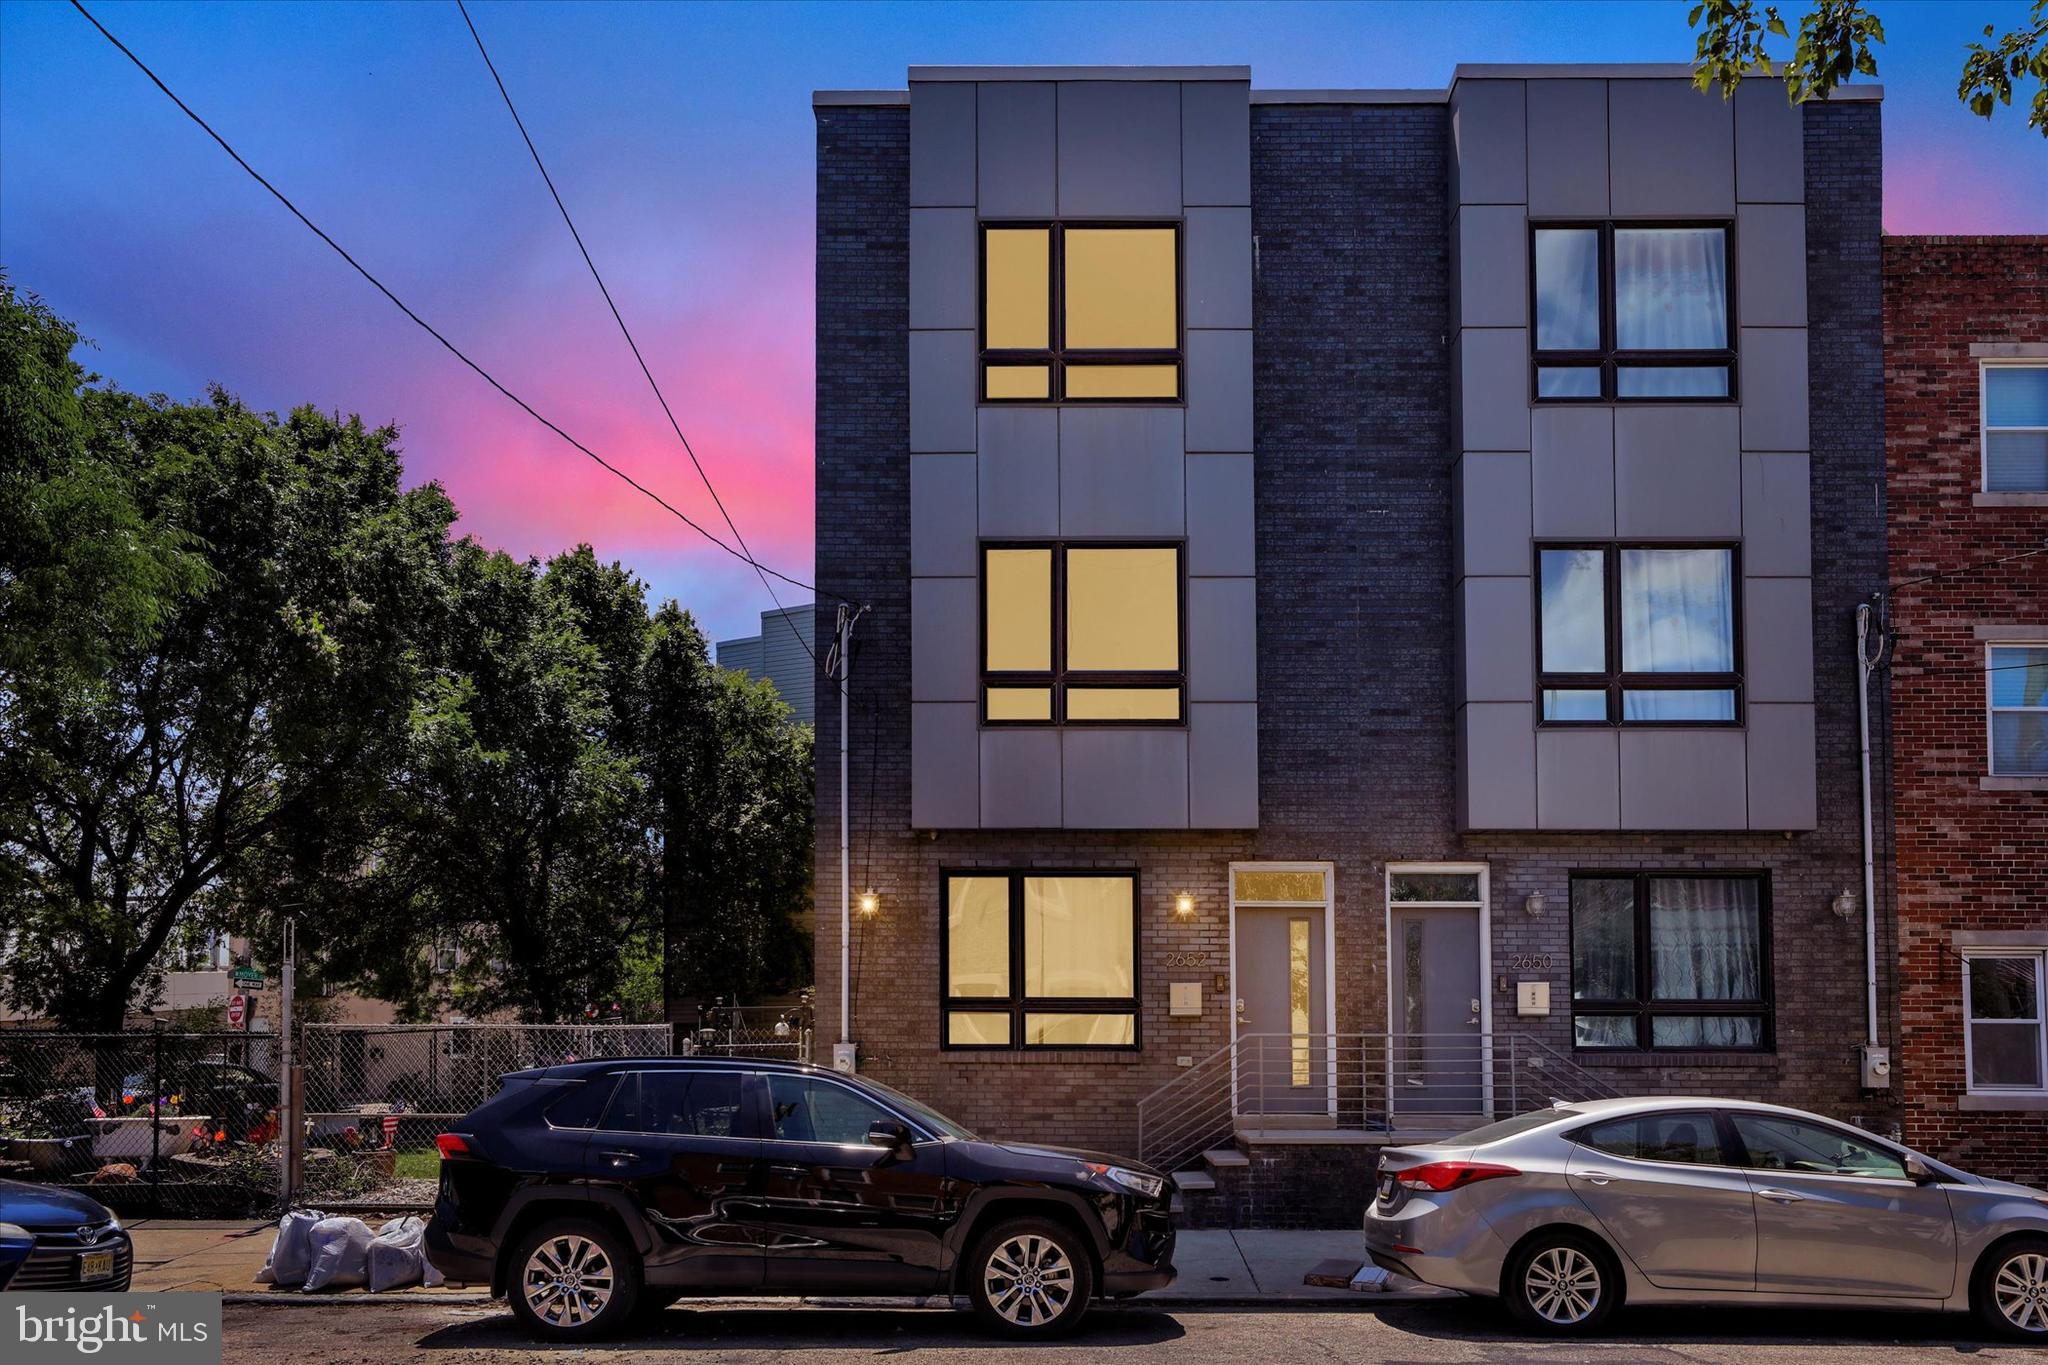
[1377,1174,1397,1200]
[79,1251,116,1282]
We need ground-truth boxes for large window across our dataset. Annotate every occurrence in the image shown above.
[1532,223,1734,401]
[1538,545,1741,724]
[943,872,1138,1049]
[982,542,1183,725]
[982,223,1180,402]
[1963,951,2047,1095]
[1988,644,2048,776]
[1571,873,1770,1051]
[1983,363,2048,492]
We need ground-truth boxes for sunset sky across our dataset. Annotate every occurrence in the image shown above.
[4,0,2042,642]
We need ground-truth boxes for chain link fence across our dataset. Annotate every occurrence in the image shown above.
[0,1029,285,1217]
[294,1023,672,1207]
[0,1023,672,1216]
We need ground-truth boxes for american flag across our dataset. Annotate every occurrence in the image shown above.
[382,1115,400,1146]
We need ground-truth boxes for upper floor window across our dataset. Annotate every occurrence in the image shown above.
[982,542,1183,725]
[982,223,1181,403]
[1989,643,2048,776]
[1964,950,2046,1095]
[1533,224,1734,401]
[1983,363,2048,492]
[944,872,1138,1050]
[1571,873,1770,1052]
[1538,544,1741,725]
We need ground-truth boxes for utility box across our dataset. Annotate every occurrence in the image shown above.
[831,1042,858,1074]
[1860,1044,1891,1090]
[1169,983,1202,1017]
[1516,981,1551,1016]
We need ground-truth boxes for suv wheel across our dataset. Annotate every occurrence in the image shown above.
[1504,1231,1618,1335]
[1975,1237,2048,1341]
[507,1218,641,1341]
[965,1217,1095,1338]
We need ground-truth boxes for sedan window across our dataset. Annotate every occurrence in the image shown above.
[768,1075,893,1145]
[1729,1113,1906,1179]
[1578,1112,1724,1165]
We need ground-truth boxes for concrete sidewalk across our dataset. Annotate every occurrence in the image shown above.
[128,1219,1446,1307]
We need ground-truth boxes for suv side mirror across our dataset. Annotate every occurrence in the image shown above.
[866,1118,913,1160]
[1903,1154,1936,1184]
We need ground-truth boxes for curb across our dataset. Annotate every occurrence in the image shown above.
[217,1289,1451,1311]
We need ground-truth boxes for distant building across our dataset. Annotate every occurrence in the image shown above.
[716,604,817,724]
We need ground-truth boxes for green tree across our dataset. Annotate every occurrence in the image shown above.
[642,604,813,1009]
[0,289,456,1030]
[1688,0,2048,136]
[336,543,654,1022]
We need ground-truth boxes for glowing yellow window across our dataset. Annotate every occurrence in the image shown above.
[983,228,1050,350]
[1064,228,1178,350]
[1066,547,1180,672]
[983,548,1051,673]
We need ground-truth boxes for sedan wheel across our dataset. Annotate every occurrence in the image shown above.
[1979,1240,2048,1341]
[1505,1233,1618,1335]
[966,1217,1095,1338]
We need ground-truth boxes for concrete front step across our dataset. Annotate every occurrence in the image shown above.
[1203,1147,1251,1169]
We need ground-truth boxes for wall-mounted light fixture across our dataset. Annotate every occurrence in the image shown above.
[1173,893,1196,918]
[858,889,880,917]
[1523,891,1546,918]
[1831,888,1859,921]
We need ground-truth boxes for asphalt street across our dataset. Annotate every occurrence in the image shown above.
[220,1299,2030,1363]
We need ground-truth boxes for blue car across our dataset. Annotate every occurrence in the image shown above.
[0,1178,133,1292]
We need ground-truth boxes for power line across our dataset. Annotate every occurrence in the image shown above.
[68,0,838,607]
[453,0,819,667]
[1887,542,2048,594]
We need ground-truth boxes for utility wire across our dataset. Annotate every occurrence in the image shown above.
[454,0,819,666]
[69,0,838,605]
[1887,542,2048,594]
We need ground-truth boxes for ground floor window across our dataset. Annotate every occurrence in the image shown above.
[942,871,1138,1049]
[1964,950,2047,1094]
[1570,872,1770,1051]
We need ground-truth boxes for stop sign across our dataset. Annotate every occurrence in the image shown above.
[227,994,246,1027]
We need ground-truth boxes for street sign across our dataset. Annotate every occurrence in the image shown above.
[230,967,265,989]
[226,994,247,1028]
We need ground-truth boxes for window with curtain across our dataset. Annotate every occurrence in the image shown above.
[1963,951,2047,1093]
[943,873,1138,1049]
[981,542,1183,725]
[1532,223,1734,401]
[981,223,1180,402]
[1983,364,2048,492]
[1570,874,1770,1051]
[1988,644,2048,777]
[1538,544,1740,724]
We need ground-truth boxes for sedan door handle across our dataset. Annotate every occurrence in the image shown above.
[1576,1170,1612,1186]
[1756,1187,1807,1204]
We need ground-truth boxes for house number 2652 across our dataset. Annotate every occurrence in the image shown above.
[1165,951,1211,968]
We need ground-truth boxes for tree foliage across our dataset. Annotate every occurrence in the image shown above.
[1,283,814,1028]
[1689,0,2048,137]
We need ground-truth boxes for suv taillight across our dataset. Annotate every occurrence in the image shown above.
[436,1133,473,1160]
[1393,1161,1520,1192]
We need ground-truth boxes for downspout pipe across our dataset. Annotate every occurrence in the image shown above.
[1855,602,1881,1050]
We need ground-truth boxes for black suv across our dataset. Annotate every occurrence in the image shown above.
[425,1058,1175,1340]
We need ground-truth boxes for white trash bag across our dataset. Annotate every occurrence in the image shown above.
[301,1215,374,1292]
[254,1208,326,1287]
[366,1215,444,1292]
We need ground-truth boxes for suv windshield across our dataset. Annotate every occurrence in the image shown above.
[1450,1107,1582,1146]
[854,1075,977,1140]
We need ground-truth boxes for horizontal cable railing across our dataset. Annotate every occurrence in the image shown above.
[1137,1032,1624,1174]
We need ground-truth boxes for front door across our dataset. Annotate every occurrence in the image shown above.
[1389,907,1483,1121]
[1727,1110,1957,1298]
[743,1072,952,1293]
[1234,907,1328,1117]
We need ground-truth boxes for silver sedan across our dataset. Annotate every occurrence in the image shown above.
[1364,1096,2048,1341]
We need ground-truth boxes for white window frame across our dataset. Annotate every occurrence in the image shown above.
[1961,949,2048,1097]
[1986,641,2048,777]
[1980,359,2048,494]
